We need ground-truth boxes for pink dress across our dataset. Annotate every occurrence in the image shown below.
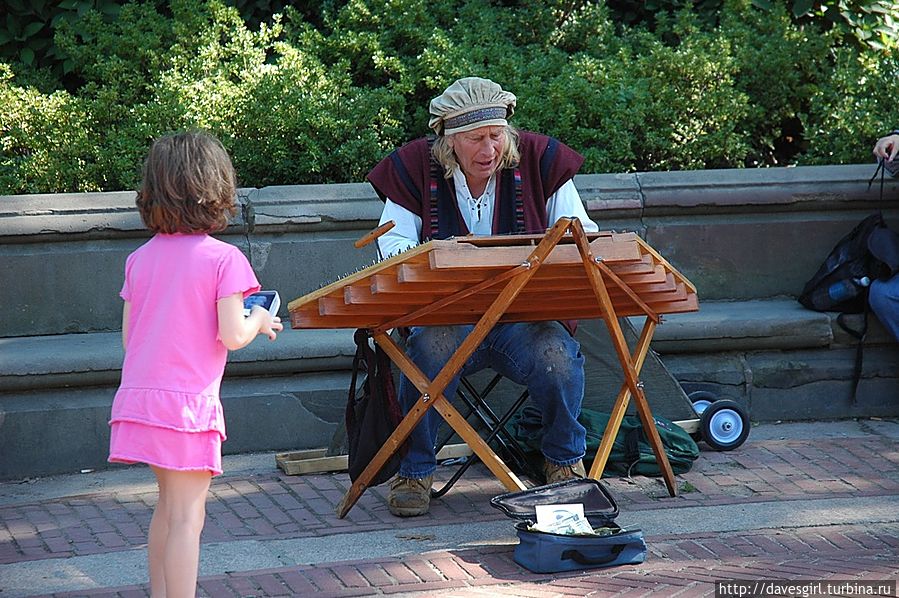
[108,233,260,475]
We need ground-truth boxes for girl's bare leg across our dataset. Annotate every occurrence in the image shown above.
[150,466,212,598]
[148,469,169,597]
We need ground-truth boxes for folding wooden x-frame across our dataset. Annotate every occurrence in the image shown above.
[288,217,699,518]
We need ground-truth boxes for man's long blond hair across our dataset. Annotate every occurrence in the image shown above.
[431,125,521,179]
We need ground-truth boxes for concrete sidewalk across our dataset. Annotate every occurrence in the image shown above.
[1,419,898,597]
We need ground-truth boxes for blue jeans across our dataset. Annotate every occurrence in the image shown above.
[869,275,899,342]
[397,321,587,479]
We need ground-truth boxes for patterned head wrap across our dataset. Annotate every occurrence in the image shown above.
[428,77,517,136]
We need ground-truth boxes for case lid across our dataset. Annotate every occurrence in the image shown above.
[489,478,619,522]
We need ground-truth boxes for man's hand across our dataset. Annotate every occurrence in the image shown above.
[873,133,899,161]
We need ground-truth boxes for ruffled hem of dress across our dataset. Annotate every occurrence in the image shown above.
[111,386,226,436]
[108,453,223,476]
[108,415,227,440]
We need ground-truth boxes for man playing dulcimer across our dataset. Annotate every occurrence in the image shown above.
[367,76,600,517]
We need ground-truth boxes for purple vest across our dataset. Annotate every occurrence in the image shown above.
[367,131,584,241]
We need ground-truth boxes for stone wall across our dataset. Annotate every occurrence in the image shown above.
[2,164,898,479]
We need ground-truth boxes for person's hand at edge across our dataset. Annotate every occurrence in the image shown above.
[873,132,899,162]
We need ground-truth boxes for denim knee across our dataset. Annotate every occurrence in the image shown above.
[406,326,469,374]
[868,277,899,342]
[527,325,584,383]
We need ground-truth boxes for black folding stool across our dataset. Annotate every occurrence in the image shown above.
[431,373,536,498]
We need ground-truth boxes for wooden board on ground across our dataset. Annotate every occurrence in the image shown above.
[275,443,474,476]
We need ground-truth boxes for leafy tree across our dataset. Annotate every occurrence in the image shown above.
[0,0,896,194]
[753,0,899,53]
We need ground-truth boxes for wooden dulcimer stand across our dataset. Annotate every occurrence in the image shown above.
[288,218,699,518]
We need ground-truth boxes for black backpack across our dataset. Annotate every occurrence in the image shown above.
[798,211,899,400]
[798,212,889,314]
[345,329,406,486]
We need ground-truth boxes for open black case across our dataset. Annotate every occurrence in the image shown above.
[490,478,647,573]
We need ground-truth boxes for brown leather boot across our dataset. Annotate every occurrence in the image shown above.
[543,459,586,484]
[387,475,433,517]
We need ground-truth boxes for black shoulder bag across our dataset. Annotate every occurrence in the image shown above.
[345,329,406,485]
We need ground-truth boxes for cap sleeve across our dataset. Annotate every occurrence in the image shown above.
[216,245,260,300]
[119,252,135,302]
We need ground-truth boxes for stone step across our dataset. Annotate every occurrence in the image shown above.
[638,298,899,423]
[5,299,895,412]
[0,327,356,392]
[638,297,896,353]
[7,298,883,393]
[0,327,358,480]
[3,298,898,480]
[0,371,351,480]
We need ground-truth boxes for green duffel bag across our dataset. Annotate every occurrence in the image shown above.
[579,408,699,477]
[508,406,699,479]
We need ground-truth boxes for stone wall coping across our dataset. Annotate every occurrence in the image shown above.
[636,164,895,211]
[4,164,897,240]
[0,327,356,393]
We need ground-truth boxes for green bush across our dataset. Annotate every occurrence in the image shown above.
[755,0,899,53]
[0,0,127,84]
[716,1,832,165]
[801,48,899,165]
[0,63,100,193]
[0,0,897,194]
[1,0,406,193]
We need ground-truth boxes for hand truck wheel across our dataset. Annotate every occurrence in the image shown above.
[699,398,750,451]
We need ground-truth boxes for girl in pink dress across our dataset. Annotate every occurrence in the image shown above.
[108,131,283,597]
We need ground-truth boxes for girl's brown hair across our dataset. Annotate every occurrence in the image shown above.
[136,131,238,233]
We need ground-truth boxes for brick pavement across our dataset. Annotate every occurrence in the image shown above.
[2,420,898,597]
